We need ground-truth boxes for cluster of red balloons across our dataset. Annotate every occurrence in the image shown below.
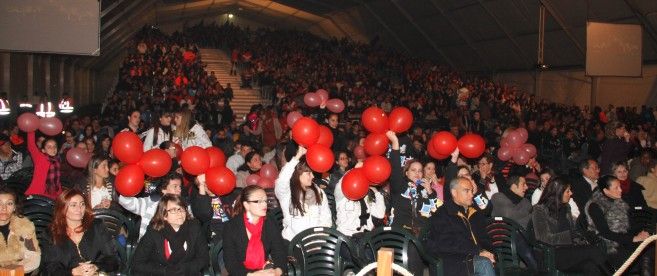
[497,128,536,165]
[341,156,391,200]
[427,132,486,160]
[180,146,236,196]
[303,89,345,113]
[290,116,335,173]
[246,163,279,188]
[112,132,172,196]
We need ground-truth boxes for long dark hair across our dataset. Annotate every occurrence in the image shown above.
[237,151,260,173]
[232,185,266,217]
[290,160,322,216]
[149,194,190,231]
[151,111,173,146]
[537,177,571,217]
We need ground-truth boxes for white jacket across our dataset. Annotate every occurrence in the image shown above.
[175,124,212,149]
[119,195,159,239]
[275,157,333,241]
[335,175,386,236]
[142,127,172,151]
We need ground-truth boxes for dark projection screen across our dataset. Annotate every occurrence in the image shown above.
[586,22,642,77]
[0,0,100,56]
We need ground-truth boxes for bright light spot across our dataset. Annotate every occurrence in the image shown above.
[228,14,234,19]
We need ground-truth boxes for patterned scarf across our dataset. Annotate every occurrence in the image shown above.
[46,156,61,194]
[243,213,266,270]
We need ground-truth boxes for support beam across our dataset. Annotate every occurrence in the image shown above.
[538,0,585,56]
[101,0,156,42]
[27,55,33,98]
[428,0,492,71]
[101,0,126,18]
[352,0,412,54]
[389,0,456,68]
[622,0,657,54]
[476,0,534,68]
[101,0,148,33]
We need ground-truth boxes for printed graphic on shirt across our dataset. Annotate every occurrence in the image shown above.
[211,197,229,222]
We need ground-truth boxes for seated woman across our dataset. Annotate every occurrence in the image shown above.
[41,189,119,275]
[131,194,209,275]
[0,187,41,273]
[85,156,114,209]
[585,175,651,274]
[532,177,611,276]
[223,185,286,276]
[235,151,263,188]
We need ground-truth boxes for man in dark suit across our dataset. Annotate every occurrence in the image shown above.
[571,159,601,211]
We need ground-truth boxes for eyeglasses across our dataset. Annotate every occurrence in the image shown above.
[246,200,268,205]
[166,207,185,214]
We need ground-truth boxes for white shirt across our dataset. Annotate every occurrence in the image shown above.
[226,153,245,173]
[584,176,598,191]
[142,127,172,151]
[484,182,499,200]
[90,186,111,208]
[175,123,212,149]
[335,177,386,236]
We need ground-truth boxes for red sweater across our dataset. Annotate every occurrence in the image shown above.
[25,132,61,199]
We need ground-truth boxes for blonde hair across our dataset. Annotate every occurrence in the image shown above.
[174,109,193,142]
[87,156,111,197]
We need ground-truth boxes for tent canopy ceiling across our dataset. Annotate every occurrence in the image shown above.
[88,0,657,72]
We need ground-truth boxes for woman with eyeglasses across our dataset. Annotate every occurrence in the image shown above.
[131,194,209,275]
[0,186,41,273]
[223,185,286,276]
[41,189,119,275]
[25,131,62,199]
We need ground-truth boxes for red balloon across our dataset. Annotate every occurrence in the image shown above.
[326,99,345,113]
[206,147,226,168]
[362,156,392,184]
[246,174,261,186]
[427,138,449,160]
[389,107,414,133]
[286,111,303,127]
[112,132,144,164]
[180,146,210,175]
[316,89,329,103]
[353,146,367,160]
[506,130,524,148]
[115,164,145,197]
[341,168,370,200]
[303,93,321,107]
[66,148,90,168]
[257,177,275,189]
[139,149,172,177]
[432,131,458,156]
[517,128,529,143]
[513,148,531,165]
[306,144,334,173]
[259,163,279,180]
[39,117,63,136]
[457,134,486,159]
[521,143,537,158]
[17,113,40,133]
[361,107,389,134]
[174,143,183,159]
[317,125,334,147]
[292,117,320,147]
[500,137,511,148]
[205,166,236,196]
[364,133,389,156]
[497,147,513,161]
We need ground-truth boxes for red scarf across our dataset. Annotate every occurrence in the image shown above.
[243,213,266,270]
[619,178,631,195]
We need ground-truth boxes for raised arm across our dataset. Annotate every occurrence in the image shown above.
[386,131,405,195]
[274,146,305,204]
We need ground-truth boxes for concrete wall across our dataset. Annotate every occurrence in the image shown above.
[493,64,657,108]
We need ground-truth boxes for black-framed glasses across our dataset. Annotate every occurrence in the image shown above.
[166,207,185,214]
[246,200,267,204]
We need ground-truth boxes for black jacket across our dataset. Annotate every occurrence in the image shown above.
[222,213,287,276]
[571,175,595,211]
[41,219,120,276]
[131,220,209,276]
[423,200,493,276]
[622,180,647,208]
[189,185,239,243]
[388,149,437,233]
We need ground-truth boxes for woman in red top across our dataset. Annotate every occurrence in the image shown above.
[25,131,62,199]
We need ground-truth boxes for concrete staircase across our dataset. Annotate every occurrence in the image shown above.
[199,48,263,124]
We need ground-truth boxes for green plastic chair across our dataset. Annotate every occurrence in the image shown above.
[93,208,138,275]
[287,227,363,276]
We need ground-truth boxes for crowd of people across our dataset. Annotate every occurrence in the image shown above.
[0,21,656,275]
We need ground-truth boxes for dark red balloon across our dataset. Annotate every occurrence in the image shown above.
[326,99,345,113]
[341,168,370,200]
[427,139,449,160]
[303,93,321,107]
[497,147,513,161]
[364,133,389,156]
[361,107,389,134]
[432,131,458,156]
[317,125,334,147]
[457,134,486,159]
[306,144,334,173]
[257,177,275,189]
[259,163,279,180]
[66,148,90,168]
[521,143,537,158]
[506,129,524,148]
[246,174,261,186]
[353,145,367,160]
[112,132,144,164]
[316,89,329,103]
[17,113,40,133]
[292,117,320,147]
[389,107,414,133]
[206,147,226,168]
[286,111,303,127]
[39,117,63,136]
[139,149,172,177]
[362,156,391,185]
[205,166,236,196]
[517,128,529,144]
[180,146,210,175]
[513,148,531,165]
[115,164,145,197]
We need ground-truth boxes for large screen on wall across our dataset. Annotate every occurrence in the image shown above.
[0,0,100,55]
[586,22,642,77]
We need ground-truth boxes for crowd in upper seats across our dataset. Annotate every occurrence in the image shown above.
[0,21,657,275]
